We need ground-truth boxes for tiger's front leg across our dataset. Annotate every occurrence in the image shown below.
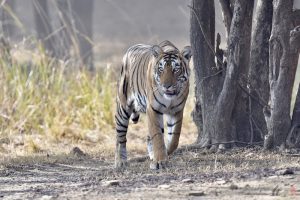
[147,105,168,170]
[166,110,184,155]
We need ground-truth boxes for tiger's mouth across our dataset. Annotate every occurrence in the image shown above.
[164,90,177,96]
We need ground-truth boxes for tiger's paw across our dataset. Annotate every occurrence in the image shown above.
[115,159,128,169]
[150,160,168,170]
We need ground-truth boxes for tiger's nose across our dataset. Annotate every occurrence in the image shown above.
[162,83,172,89]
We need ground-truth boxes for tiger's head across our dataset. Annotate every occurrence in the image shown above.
[152,44,192,99]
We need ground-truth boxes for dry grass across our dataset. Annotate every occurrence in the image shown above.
[0,46,114,157]
[0,45,197,160]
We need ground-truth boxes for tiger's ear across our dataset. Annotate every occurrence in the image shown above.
[152,45,163,58]
[181,46,192,61]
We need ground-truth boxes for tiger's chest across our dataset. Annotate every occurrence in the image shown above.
[130,91,179,114]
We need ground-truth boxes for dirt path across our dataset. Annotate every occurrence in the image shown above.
[1,147,300,199]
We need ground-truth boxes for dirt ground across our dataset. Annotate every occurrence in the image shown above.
[1,147,300,200]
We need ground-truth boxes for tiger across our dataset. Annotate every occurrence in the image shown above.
[115,40,192,169]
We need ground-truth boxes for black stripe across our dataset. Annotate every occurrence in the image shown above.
[131,60,139,90]
[153,92,166,108]
[151,105,163,115]
[137,94,145,107]
[116,129,126,133]
[119,140,127,144]
[168,132,172,135]
[135,55,146,98]
[163,54,178,59]
[171,96,187,110]
[122,77,127,99]
[115,115,126,127]
[116,121,128,129]
[117,133,127,137]
[125,83,128,99]
[161,128,164,133]
[121,106,130,119]
[136,54,149,104]
[167,119,182,127]
[117,108,127,121]
[174,109,183,115]
[136,59,142,98]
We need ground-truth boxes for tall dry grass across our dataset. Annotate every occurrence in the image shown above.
[0,47,119,155]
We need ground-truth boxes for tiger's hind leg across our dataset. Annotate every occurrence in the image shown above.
[115,102,131,168]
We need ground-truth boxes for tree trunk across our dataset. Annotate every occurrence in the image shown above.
[264,0,300,149]
[231,0,254,144]
[248,0,273,143]
[52,0,94,70]
[33,0,57,57]
[191,0,219,146]
[191,0,251,150]
[292,83,300,128]
[218,0,232,36]
[55,0,73,60]
[287,81,300,148]
[71,0,94,71]
[1,0,16,41]
[218,0,255,145]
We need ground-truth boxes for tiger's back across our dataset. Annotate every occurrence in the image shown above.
[117,44,154,114]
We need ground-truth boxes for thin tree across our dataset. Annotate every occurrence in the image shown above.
[264,0,300,149]
[248,0,273,143]
[53,0,94,70]
[1,0,16,41]
[33,0,57,57]
[71,0,94,71]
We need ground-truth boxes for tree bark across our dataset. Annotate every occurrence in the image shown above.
[292,82,300,128]
[190,0,219,146]
[264,0,300,149]
[293,10,300,27]
[218,0,255,145]
[33,0,57,57]
[214,0,250,148]
[232,0,254,144]
[191,0,250,150]
[287,81,300,148]
[248,0,273,143]
[219,0,232,36]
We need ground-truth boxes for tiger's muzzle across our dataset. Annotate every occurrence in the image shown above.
[161,84,178,98]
